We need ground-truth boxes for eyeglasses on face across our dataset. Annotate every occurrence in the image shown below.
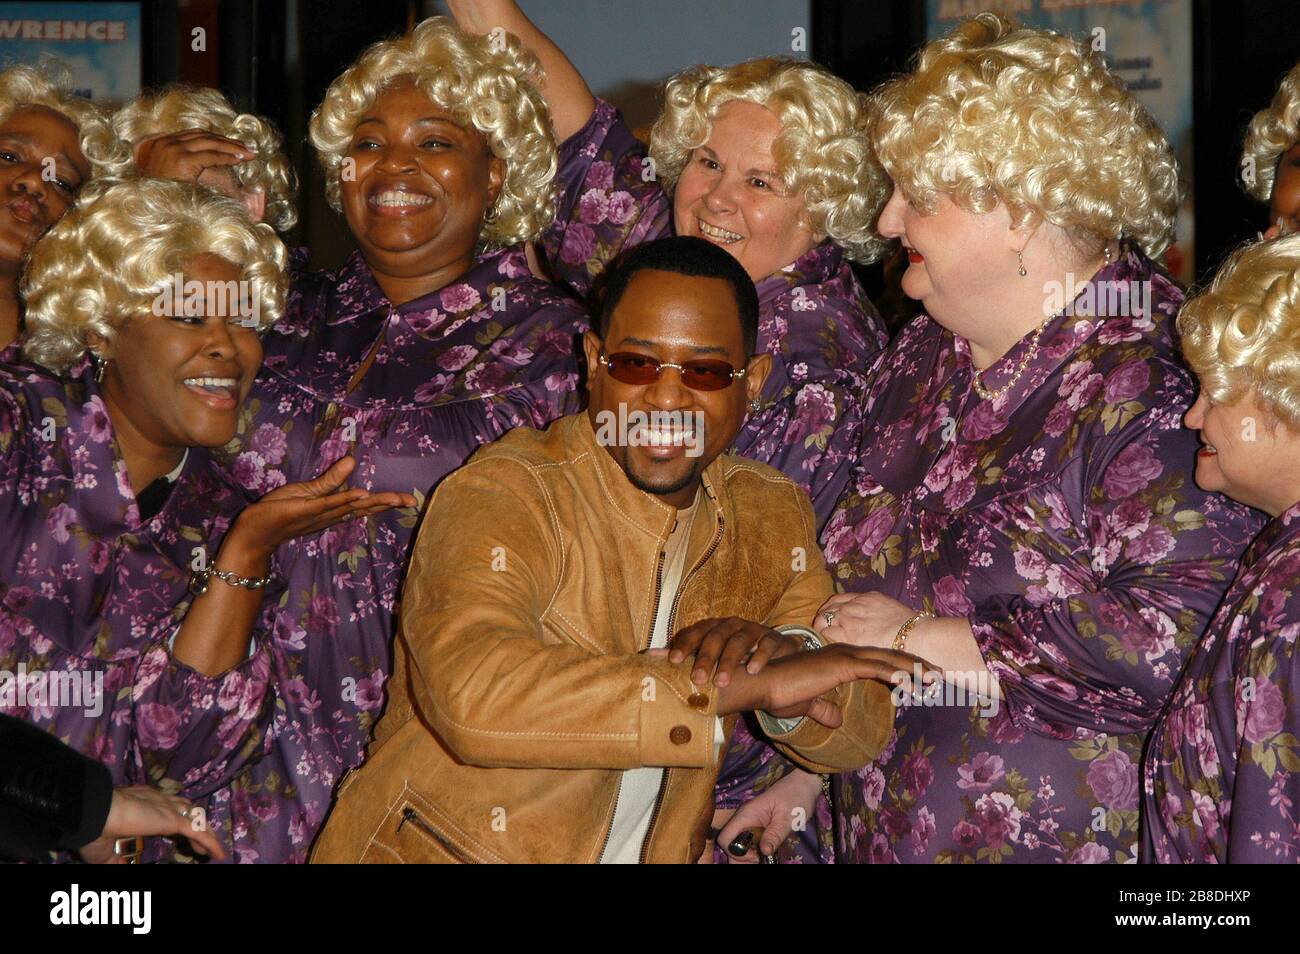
[599,351,748,391]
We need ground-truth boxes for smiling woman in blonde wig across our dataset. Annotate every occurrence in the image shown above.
[153,16,590,864]
[0,65,125,358]
[717,12,1267,865]
[1144,233,1300,862]
[3,176,409,862]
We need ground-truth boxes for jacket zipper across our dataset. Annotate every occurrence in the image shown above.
[397,806,477,863]
[597,548,667,862]
[640,510,726,864]
[665,514,725,638]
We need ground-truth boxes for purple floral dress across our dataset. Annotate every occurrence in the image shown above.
[821,247,1265,863]
[542,99,888,861]
[1143,501,1300,862]
[0,360,276,861]
[201,246,587,863]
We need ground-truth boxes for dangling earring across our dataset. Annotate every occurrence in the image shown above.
[1103,241,1113,266]
[1016,247,1028,278]
[92,352,107,384]
[748,399,761,414]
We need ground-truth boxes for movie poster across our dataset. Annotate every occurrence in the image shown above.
[0,1,142,106]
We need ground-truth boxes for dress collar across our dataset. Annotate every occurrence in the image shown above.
[951,244,1163,420]
[753,240,844,308]
[325,246,530,324]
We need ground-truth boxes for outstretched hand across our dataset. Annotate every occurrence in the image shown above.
[229,456,417,561]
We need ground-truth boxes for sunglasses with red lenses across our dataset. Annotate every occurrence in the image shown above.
[600,351,748,391]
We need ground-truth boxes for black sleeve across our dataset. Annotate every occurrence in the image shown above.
[0,715,113,859]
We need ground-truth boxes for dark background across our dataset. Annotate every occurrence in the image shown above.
[137,0,1298,292]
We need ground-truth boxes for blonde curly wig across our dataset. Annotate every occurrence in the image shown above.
[111,85,299,232]
[0,64,127,179]
[22,177,288,373]
[309,15,556,249]
[1241,62,1300,204]
[1178,233,1300,429]
[871,13,1180,259]
[649,57,888,264]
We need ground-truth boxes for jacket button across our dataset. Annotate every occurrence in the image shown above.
[670,725,692,745]
[687,693,708,710]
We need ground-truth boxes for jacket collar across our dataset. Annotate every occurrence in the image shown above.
[565,412,726,545]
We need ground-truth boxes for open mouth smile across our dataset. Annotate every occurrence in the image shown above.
[698,219,743,245]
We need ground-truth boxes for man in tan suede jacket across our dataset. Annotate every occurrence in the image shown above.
[312,238,901,864]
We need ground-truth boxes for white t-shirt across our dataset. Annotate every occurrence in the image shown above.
[600,491,723,863]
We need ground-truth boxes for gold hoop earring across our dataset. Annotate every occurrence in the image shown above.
[483,203,498,224]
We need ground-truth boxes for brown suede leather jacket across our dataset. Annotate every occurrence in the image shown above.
[311,413,894,864]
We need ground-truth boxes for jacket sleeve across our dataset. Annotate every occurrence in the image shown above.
[971,414,1265,739]
[761,483,895,773]
[535,97,672,298]
[0,714,112,859]
[400,455,721,772]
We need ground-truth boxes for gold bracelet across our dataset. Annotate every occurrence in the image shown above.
[892,610,934,652]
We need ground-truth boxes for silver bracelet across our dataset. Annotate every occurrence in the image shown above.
[775,624,823,652]
[190,564,274,596]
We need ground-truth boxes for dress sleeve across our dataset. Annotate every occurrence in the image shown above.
[482,302,588,436]
[536,97,672,298]
[1226,620,1300,861]
[0,367,37,503]
[738,291,886,533]
[129,602,278,798]
[970,415,1263,739]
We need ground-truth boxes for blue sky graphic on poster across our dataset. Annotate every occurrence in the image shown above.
[926,0,1194,280]
[0,2,141,105]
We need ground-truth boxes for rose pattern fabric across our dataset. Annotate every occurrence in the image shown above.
[0,360,276,863]
[821,247,1264,863]
[1143,501,1300,862]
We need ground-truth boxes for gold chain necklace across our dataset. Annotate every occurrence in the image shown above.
[971,313,1055,401]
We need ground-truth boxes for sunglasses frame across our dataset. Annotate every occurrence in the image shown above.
[598,350,749,392]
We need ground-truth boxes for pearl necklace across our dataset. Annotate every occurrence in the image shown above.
[971,313,1056,401]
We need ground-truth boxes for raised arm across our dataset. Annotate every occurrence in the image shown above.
[447,0,595,140]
